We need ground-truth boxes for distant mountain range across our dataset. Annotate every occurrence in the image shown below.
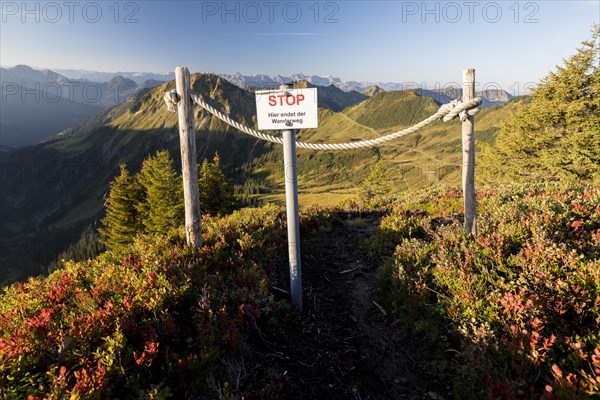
[1,65,513,147]
[0,65,165,146]
[215,73,514,106]
[217,72,410,92]
[49,67,514,105]
[48,68,383,91]
[0,65,163,107]
[52,68,174,85]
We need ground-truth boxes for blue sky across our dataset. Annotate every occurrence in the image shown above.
[1,1,598,92]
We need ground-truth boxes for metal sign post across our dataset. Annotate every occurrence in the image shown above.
[282,123,302,314]
[280,83,302,314]
[254,83,319,314]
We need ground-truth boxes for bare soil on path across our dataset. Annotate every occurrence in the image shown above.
[250,213,449,400]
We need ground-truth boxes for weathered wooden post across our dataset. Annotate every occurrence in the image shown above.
[462,68,477,236]
[175,66,202,247]
[281,83,303,314]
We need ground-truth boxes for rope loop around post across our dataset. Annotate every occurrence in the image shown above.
[164,90,482,150]
[441,99,481,122]
[163,89,180,112]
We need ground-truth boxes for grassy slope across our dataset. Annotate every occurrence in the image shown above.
[377,96,526,193]
[261,91,524,206]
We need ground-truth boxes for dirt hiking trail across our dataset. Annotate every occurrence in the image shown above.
[252,213,449,400]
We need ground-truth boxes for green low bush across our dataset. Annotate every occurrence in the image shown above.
[0,205,331,399]
[376,184,600,399]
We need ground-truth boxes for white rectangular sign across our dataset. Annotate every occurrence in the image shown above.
[255,88,318,130]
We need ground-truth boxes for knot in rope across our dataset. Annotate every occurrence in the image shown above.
[163,89,180,112]
[441,98,482,122]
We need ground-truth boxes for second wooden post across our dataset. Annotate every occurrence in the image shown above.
[462,68,477,236]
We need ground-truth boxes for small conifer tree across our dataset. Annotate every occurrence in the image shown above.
[99,164,143,251]
[198,152,236,216]
[136,150,184,234]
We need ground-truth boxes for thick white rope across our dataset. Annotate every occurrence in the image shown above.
[163,90,481,150]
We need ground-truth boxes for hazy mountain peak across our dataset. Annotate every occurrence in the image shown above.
[107,75,137,89]
[414,87,513,107]
[13,64,37,72]
[1,64,68,84]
